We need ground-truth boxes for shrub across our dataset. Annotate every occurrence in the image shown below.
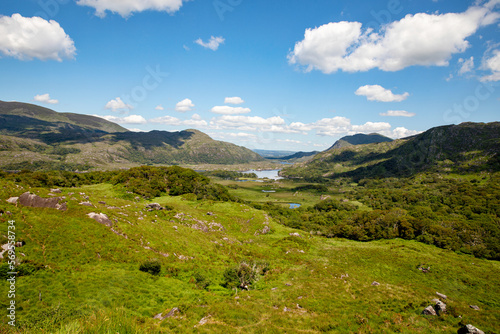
[139,260,161,276]
[223,261,269,290]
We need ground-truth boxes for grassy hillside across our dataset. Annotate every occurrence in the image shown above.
[0,101,128,134]
[0,169,499,333]
[284,122,500,180]
[0,102,264,170]
[326,133,393,151]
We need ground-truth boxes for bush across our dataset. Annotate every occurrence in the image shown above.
[223,261,269,290]
[139,260,161,276]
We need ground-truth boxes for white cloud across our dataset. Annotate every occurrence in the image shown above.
[155,105,164,111]
[210,115,294,132]
[210,106,251,115]
[105,97,133,112]
[380,110,416,117]
[0,14,76,61]
[458,56,475,74]
[150,114,208,128]
[76,0,186,18]
[175,98,195,112]
[355,85,409,102]
[208,132,258,141]
[127,128,147,132]
[383,127,423,139]
[34,93,58,104]
[480,49,500,81]
[224,97,245,105]
[288,3,500,73]
[98,114,147,124]
[182,114,208,128]
[195,36,225,51]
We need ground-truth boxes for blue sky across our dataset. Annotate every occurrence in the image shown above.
[0,0,499,151]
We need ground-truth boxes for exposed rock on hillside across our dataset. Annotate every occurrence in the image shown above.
[18,192,67,211]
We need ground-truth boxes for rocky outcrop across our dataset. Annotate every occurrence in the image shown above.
[6,197,18,204]
[146,203,163,211]
[422,306,437,316]
[18,192,67,211]
[153,307,179,320]
[458,324,485,334]
[87,213,113,227]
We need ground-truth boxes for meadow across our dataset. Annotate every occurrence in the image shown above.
[0,167,498,333]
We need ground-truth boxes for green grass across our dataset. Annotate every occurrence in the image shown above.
[0,180,499,333]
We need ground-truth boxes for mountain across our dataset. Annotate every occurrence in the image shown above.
[0,101,128,134]
[0,101,264,170]
[253,149,297,158]
[283,122,500,179]
[266,151,320,163]
[326,133,393,151]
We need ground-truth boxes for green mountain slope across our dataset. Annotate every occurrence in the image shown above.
[0,169,498,333]
[327,133,393,151]
[283,122,500,179]
[0,100,128,134]
[0,101,264,170]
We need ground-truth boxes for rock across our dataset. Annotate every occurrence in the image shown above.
[50,188,62,193]
[422,306,437,316]
[98,201,106,205]
[283,307,291,312]
[196,315,211,327]
[154,307,179,320]
[18,192,67,211]
[469,305,480,310]
[457,324,485,334]
[435,300,447,315]
[6,197,18,204]
[436,292,447,300]
[371,281,380,286]
[255,225,271,236]
[207,212,215,216]
[289,232,301,237]
[80,202,94,207]
[87,213,113,227]
[146,203,162,211]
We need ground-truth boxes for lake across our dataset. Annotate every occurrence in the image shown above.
[242,169,283,180]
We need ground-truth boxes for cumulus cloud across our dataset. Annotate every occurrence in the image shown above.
[149,115,181,125]
[288,3,500,73]
[175,98,195,112]
[34,93,58,104]
[210,115,293,132]
[76,0,186,18]
[195,36,225,51]
[210,106,251,115]
[98,114,147,124]
[383,127,423,139]
[208,132,258,141]
[480,49,500,81]
[105,97,133,112]
[150,114,208,128]
[379,110,416,117]
[458,56,475,74]
[0,14,76,61]
[224,97,245,105]
[355,85,409,102]
[155,105,164,111]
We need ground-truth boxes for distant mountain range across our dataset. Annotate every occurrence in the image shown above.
[0,101,263,170]
[283,122,500,179]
